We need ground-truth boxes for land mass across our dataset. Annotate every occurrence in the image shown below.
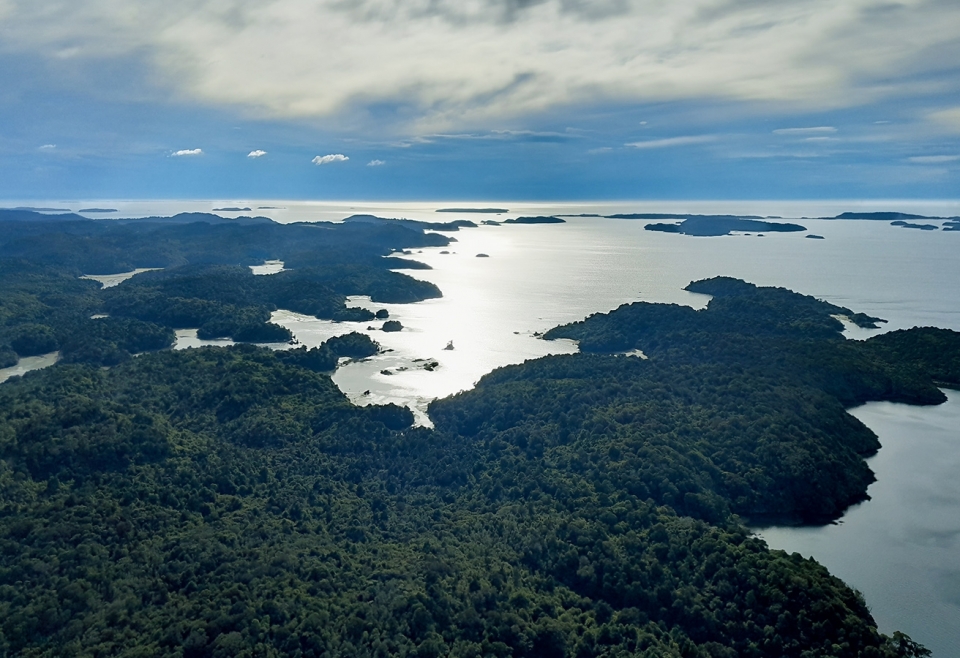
[0,210,445,366]
[0,212,945,657]
[343,214,478,232]
[891,221,938,231]
[502,216,566,224]
[645,216,806,236]
[826,212,941,220]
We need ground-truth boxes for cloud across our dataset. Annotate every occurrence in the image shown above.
[625,135,716,150]
[930,107,960,133]
[773,127,837,135]
[367,159,385,166]
[312,153,349,165]
[908,155,960,164]
[395,129,577,146]
[2,1,960,132]
[247,149,267,158]
[489,129,576,142]
[39,144,56,149]
[171,148,203,157]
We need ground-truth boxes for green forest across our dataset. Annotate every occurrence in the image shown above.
[0,210,949,657]
[0,212,443,367]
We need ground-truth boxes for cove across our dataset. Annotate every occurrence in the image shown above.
[757,389,960,656]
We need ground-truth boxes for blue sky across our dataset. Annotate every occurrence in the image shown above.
[1,0,959,200]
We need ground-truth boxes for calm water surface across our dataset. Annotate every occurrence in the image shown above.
[758,391,960,657]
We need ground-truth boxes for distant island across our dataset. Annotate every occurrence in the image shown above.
[78,207,118,213]
[891,220,938,230]
[343,214,477,232]
[806,234,826,239]
[825,211,951,220]
[213,206,252,212]
[436,207,508,213]
[645,215,806,236]
[5,206,73,212]
[502,216,566,224]
[608,213,687,219]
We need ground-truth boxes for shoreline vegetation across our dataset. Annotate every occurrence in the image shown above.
[0,208,948,656]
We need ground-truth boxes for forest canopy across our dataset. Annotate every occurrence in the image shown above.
[0,214,946,657]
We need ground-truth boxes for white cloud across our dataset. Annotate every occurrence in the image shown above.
[930,107,960,133]
[2,1,960,132]
[39,143,56,149]
[171,148,203,156]
[625,135,716,150]
[247,149,267,158]
[367,159,385,166]
[908,155,960,164]
[773,127,837,135]
[312,153,349,165]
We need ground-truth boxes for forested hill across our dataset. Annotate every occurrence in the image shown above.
[0,209,450,274]
[0,342,935,658]
[527,277,960,521]
[0,213,445,368]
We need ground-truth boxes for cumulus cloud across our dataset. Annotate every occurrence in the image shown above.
[2,1,960,132]
[367,159,385,166]
[39,144,56,149]
[247,149,267,158]
[626,135,716,150]
[908,155,960,164]
[312,153,349,165]
[171,148,203,156]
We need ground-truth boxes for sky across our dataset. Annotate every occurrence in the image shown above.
[1,0,959,201]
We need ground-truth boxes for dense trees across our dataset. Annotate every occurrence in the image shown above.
[2,345,930,657]
[0,215,945,657]
[0,213,443,366]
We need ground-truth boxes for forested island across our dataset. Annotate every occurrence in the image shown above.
[0,210,951,657]
[502,216,566,225]
[643,217,806,237]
